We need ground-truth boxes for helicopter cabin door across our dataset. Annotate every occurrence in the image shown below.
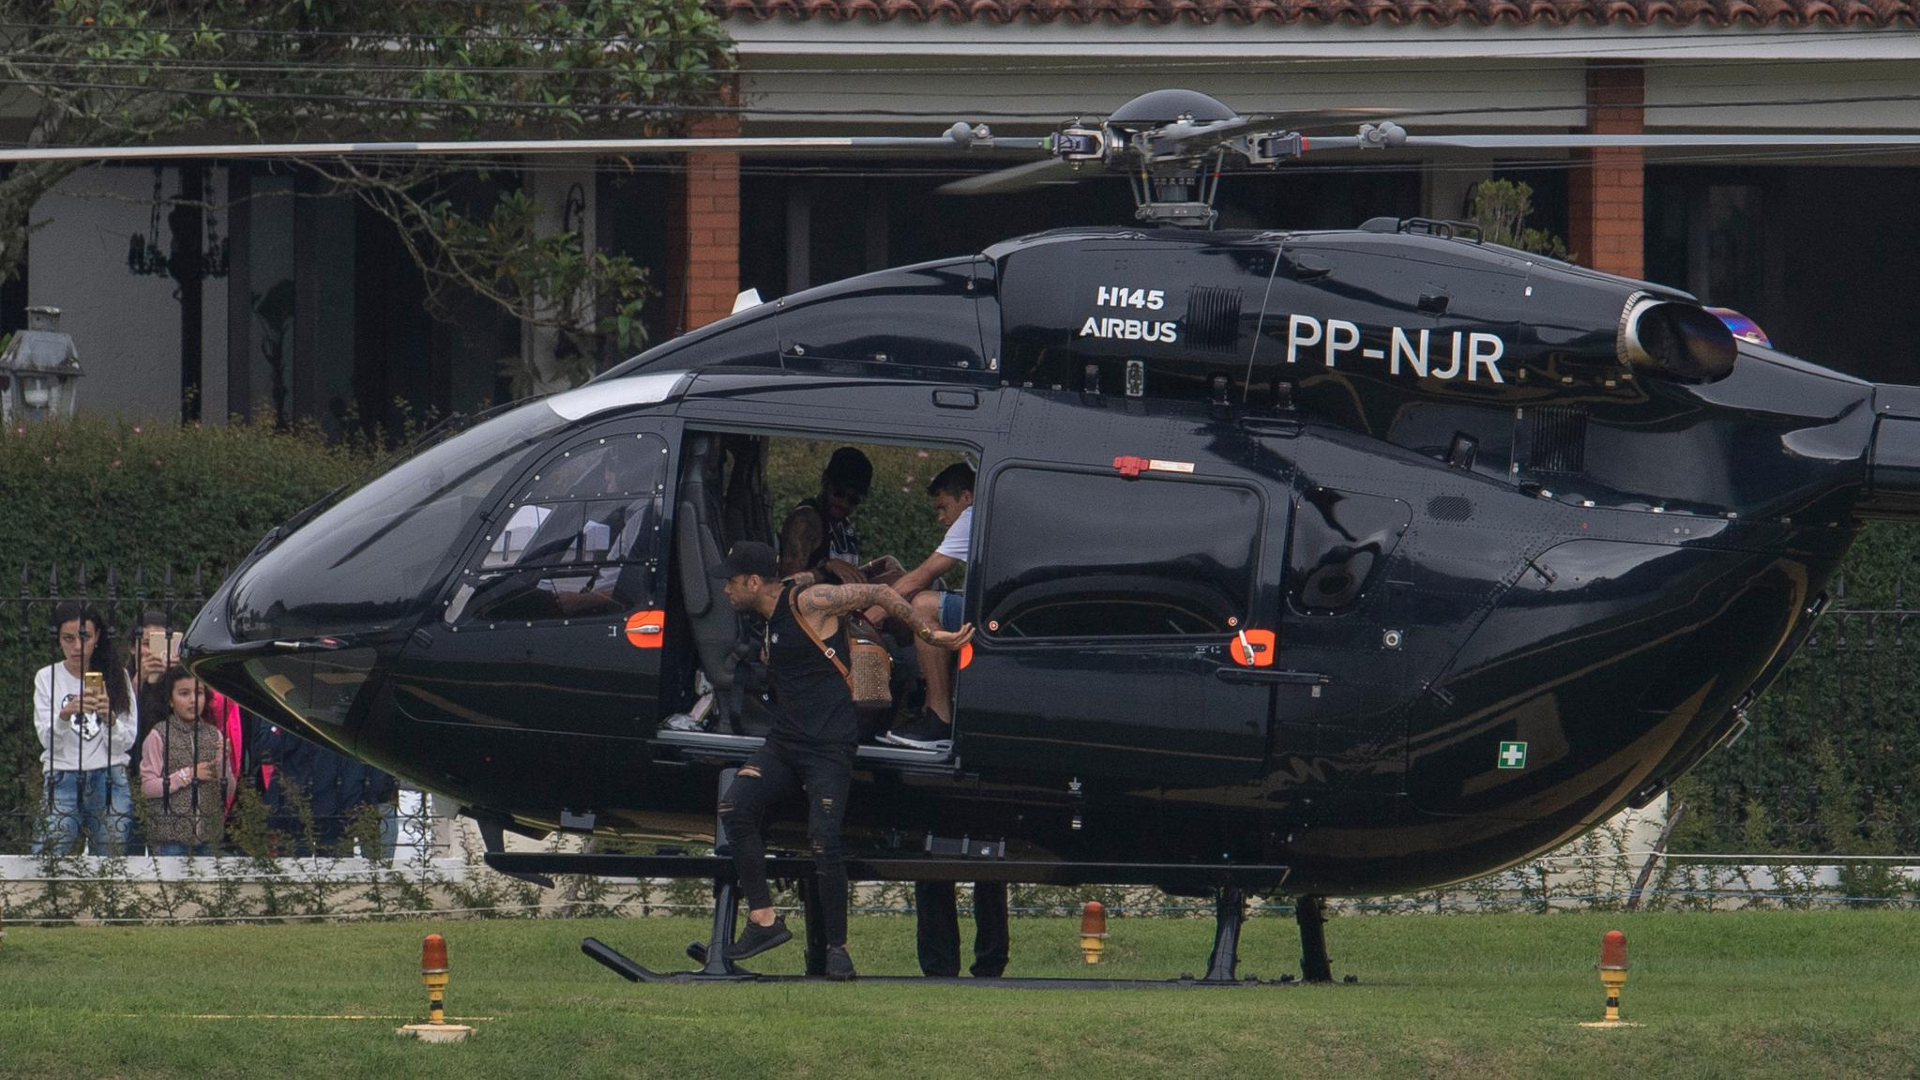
[959,464,1280,788]
[391,421,677,741]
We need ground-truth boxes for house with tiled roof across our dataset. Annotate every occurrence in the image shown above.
[7,5,1920,424]
[681,1,1920,383]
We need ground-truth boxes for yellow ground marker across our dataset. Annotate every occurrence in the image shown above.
[1579,929,1641,1028]
[398,933,477,1043]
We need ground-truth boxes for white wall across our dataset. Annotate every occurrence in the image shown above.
[27,165,229,423]
[521,158,599,394]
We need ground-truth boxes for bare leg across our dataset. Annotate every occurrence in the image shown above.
[913,591,954,724]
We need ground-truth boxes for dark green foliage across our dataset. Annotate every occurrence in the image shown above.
[1672,520,1920,855]
[765,438,968,585]
[0,414,375,572]
[1467,179,1572,261]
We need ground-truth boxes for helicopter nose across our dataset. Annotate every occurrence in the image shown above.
[181,558,383,757]
[1860,384,1920,522]
[181,396,574,745]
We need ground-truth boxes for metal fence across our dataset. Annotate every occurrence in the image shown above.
[2,562,454,860]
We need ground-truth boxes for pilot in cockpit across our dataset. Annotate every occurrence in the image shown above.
[474,439,658,621]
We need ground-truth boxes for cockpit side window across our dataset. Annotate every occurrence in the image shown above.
[455,432,669,624]
[777,261,985,372]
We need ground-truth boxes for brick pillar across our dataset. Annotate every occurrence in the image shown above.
[666,112,741,334]
[1567,62,1645,279]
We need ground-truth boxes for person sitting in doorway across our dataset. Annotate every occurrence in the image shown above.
[878,462,974,753]
[777,446,889,580]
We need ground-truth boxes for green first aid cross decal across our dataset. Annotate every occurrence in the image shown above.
[1498,741,1528,769]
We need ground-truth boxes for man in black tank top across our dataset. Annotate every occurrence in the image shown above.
[710,541,972,978]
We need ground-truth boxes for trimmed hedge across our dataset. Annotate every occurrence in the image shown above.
[0,415,376,572]
[764,438,968,585]
[1671,521,1920,854]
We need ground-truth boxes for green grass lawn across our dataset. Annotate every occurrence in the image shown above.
[3,910,1917,1079]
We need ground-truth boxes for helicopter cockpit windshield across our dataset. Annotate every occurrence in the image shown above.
[227,399,568,643]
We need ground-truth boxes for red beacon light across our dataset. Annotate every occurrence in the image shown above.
[1599,930,1627,972]
[1589,930,1630,1026]
[422,933,449,975]
[1080,901,1108,964]
[401,933,475,1041]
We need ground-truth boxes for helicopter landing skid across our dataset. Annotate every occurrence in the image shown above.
[578,876,1322,989]
[582,936,1301,988]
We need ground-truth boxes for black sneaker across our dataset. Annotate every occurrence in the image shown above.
[879,710,952,751]
[724,916,792,960]
[825,945,856,981]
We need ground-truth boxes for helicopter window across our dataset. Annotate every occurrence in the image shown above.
[480,499,650,570]
[226,399,568,642]
[1287,487,1411,615]
[776,262,984,370]
[980,468,1260,639]
[459,433,669,624]
[518,435,664,503]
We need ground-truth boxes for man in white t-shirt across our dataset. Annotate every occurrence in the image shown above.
[879,462,973,753]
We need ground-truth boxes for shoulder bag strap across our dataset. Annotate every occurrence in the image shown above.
[787,586,855,691]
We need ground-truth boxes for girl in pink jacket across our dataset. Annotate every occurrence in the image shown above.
[138,667,236,856]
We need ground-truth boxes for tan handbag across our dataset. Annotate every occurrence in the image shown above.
[843,614,894,710]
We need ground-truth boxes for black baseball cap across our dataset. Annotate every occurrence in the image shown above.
[823,447,873,497]
[708,540,778,581]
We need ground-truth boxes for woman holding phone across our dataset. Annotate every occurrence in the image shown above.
[32,601,137,854]
[130,611,173,740]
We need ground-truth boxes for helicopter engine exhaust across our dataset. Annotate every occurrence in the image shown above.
[1617,292,1738,382]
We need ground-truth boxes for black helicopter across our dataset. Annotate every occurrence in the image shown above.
[27,89,1920,984]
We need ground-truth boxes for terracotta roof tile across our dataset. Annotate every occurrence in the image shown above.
[709,0,1920,24]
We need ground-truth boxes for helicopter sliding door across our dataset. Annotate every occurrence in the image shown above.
[959,464,1280,789]
[390,419,677,741]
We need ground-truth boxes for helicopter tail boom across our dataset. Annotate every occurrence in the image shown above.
[1860,384,1920,521]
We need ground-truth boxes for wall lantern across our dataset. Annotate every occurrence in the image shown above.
[0,305,84,423]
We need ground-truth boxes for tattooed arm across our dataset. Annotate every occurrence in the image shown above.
[796,584,973,649]
[776,505,825,578]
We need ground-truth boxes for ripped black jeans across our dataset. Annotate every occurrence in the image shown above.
[720,736,855,948]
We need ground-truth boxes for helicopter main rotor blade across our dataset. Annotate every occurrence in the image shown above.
[1397,133,1920,151]
[0,132,1050,165]
[937,157,1084,196]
